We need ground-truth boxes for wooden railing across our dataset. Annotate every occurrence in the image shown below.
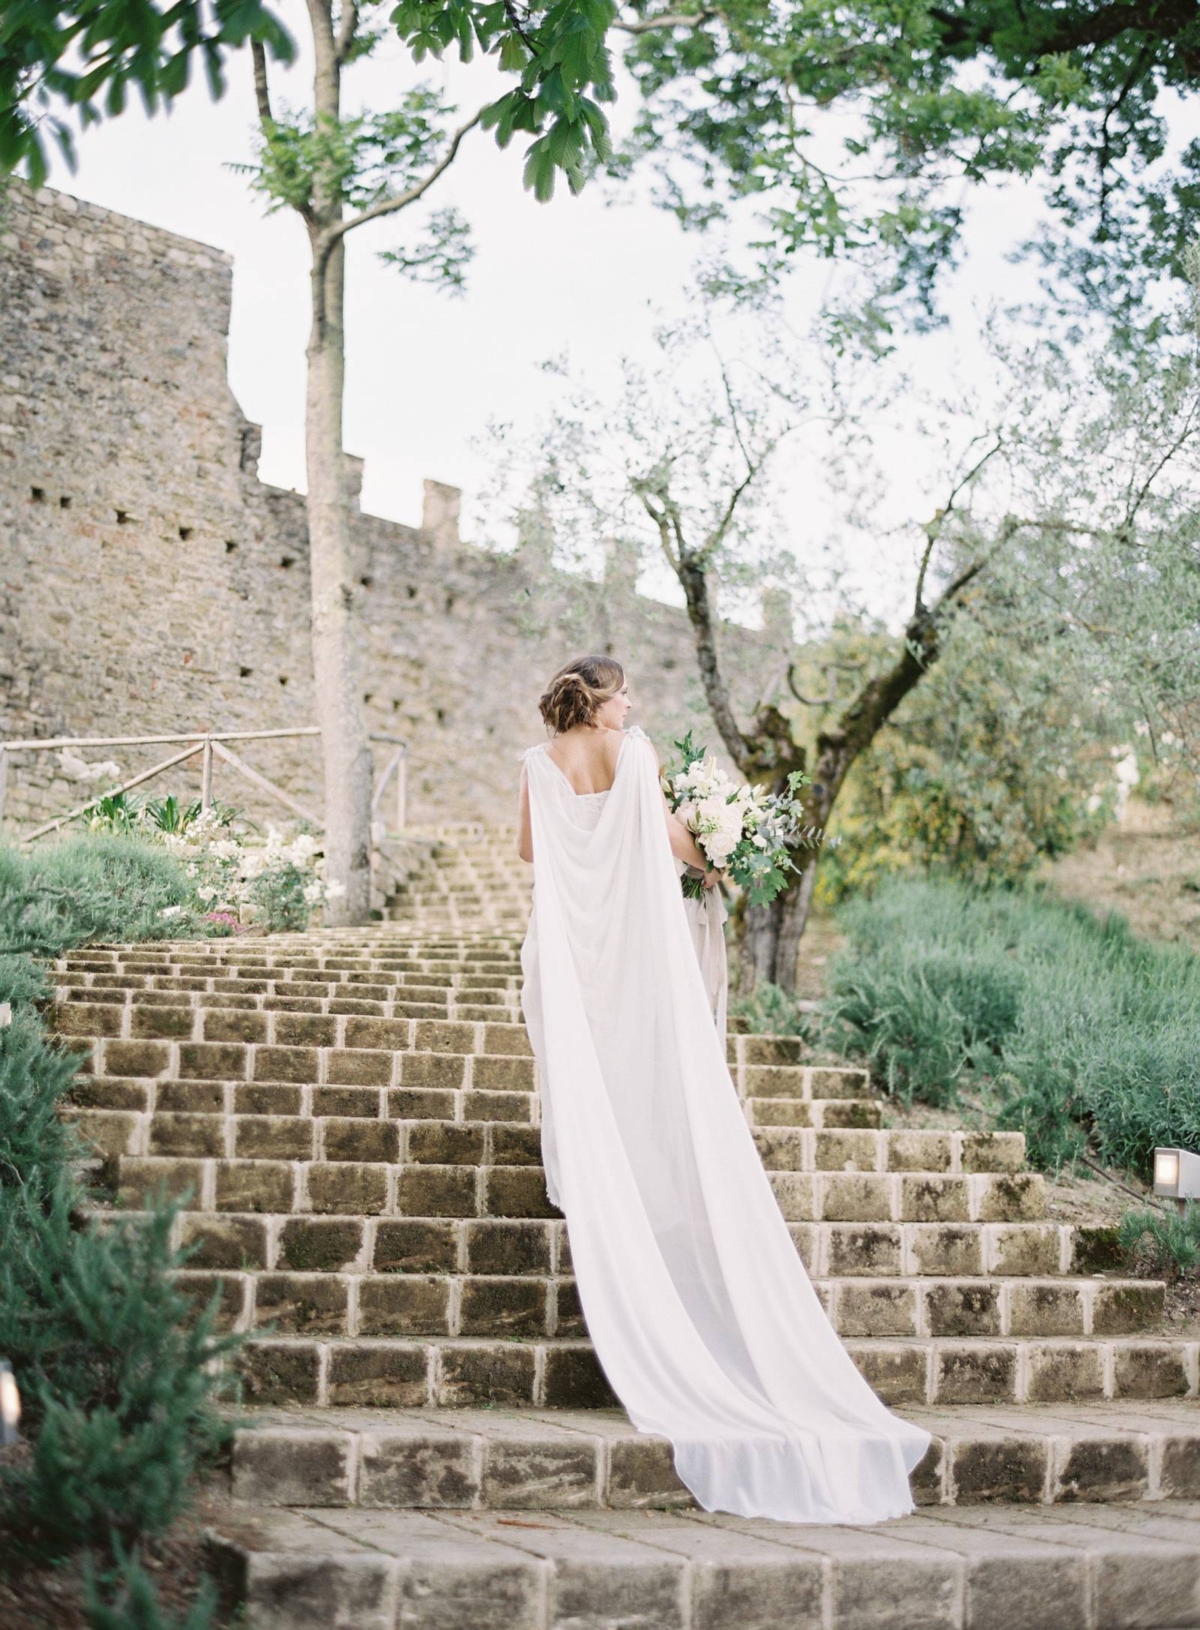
[0,728,408,842]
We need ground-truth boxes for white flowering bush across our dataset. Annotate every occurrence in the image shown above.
[662,732,815,905]
[78,794,343,934]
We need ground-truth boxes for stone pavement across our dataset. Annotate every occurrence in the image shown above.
[50,826,1200,1628]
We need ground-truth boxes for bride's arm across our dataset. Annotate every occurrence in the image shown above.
[660,789,722,886]
[517,764,533,863]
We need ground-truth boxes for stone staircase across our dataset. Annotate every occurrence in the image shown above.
[52,826,1200,1628]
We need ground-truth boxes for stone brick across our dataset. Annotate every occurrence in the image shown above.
[1054,1438,1149,1502]
[104,1040,170,1077]
[253,1046,318,1084]
[1091,1282,1163,1336]
[203,1009,269,1043]
[989,1225,1061,1277]
[400,1052,466,1088]
[818,1174,886,1223]
[215,1160,295,1214]
[835,1282,917,1338]
[357,1275,451,1336]
[69,1108,140,1158]
[482,1435,598,1510]
[960,1131,1025,1173]
[359,1429,479,1508]
[374,1219,460,1275]
[607,1438,691,1508]
[484,1165,558,1219]
[274,1013,337,1047]
[254,1273,349,1335]
[744,1065,807,1100]
[934,1343,1016,1404]
[323,1117,400,1164]
[825,1225,902,1278]
[437,1343,537,1407]
[118,1156,204,1207]
[1114,1343,1190,1399]
[901,1175,970,1224]
[69,1076,148,1111]
[483,1024,532,1056]
[308,1162,389,1215]
[237,1340,320,1405]
[1070,1225,1125,1274]
[465,1220,551,1277]
[846,1344,928,1405]
[887,1131,952,1173]
[344,1018,412,1051]
[397,1165,477,1218]
[488,1124,542,1166]
[326,1049,392,1086]
[234,1083,303,1117]
[910,1225,983,1277]
[812,1128,878,1172]
[926,1282,1002,1338]
[542,1346,619,1408]
[232,1429,353,1506]
[234,1116,313,1161]
[414,1020,475,1055]
[976,1173,1044,1223]
[53,1000,124,1037]
[1026,1344,1105,1403]
[741,1036,804,1066]
[950,1437,1047,1503]
[387,1088,457,1120]
[555,1278,586,1337]
[1008,1283,1085,1338]
[178,1042,247,1080]
[463,1091,532,1123]
[311,1085,379,1117]
[472,1055,535,1091]
[130,1005,193,1039]
[327,1344,429,1407]
[146,1112,223,1158]
[159,1080,225,1113]
[809,1066,869,1098]
[406,1122,485,1165]
[459,1277,548,1338]
[278,1218,364,1273]
[180,1214,269,1270]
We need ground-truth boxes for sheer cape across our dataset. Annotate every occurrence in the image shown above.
[519,725,930,1524]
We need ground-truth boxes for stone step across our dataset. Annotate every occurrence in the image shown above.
[109,1156,1046,1223]
[229,1334,1200,1411]
[202,1497,1200,1630]
[178,1267,1162,1343]
[224,1401,1200,1512]
[145,1210,1132,1282]
[68,1106,1022,1176]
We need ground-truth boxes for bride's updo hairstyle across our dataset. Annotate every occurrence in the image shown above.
[539,656,625,735]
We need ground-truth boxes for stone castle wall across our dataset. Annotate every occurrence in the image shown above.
[0,182,792,830]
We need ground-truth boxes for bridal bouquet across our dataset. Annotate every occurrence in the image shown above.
[663,732,816,906]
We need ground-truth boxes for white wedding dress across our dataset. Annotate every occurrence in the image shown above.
[519,726,930,1524]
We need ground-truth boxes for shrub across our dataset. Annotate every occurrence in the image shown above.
[0,836,197,955]
[1118,1203,1200,1274]
[0,833,238,1621]
[84,1543,219,1630]
[730,980,814,1038]
[825,877,1200,1172]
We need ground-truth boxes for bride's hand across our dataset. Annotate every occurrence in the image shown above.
[701,867,724,890]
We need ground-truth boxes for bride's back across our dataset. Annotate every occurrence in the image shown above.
[544,726,626,796]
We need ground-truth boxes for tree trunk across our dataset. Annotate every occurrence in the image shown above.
[304,0,373,926]
[305,239,373,924]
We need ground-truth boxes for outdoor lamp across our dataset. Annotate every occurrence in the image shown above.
[1152,1148,1200,1205]
[0,1361,20,1446]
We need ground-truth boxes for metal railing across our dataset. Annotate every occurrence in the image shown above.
[0,728,408,842]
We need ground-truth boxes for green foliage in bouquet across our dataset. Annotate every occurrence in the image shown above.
[664,734,815,908]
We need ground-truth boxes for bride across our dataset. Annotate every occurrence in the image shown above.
[517,654,931,1524]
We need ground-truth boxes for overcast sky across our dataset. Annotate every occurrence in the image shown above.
[37,6,1195,627]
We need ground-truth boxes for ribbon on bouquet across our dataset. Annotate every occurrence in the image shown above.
[680,867,729,1045]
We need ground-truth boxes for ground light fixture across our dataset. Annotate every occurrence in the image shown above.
[0,1360,20,1446]
[1152,1147,1200,1209]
